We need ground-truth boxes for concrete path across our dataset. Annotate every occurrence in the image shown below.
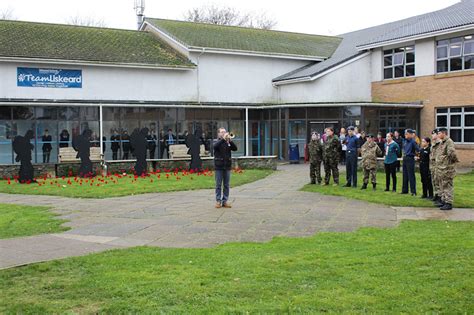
[1,164,472,269]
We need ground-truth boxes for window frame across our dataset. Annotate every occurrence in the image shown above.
[436,35,474,73]
[383,45,415,80]
[436,106,474,144]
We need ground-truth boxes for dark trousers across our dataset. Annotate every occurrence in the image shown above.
[149,147,156,159]
[420,164,433,198]
[340,150,346,165]
[215,169,231,204]
[402,156,416,194]
[384,162,397,191]
[345,151,358,187]
[42,150,51,163]
[122,151,129,160]
[112,150,118,160]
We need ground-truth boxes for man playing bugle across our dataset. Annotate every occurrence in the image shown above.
[214,127,238,208]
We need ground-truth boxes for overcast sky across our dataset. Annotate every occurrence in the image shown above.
[0,0,461,35]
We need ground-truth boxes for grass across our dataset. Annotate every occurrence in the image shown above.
[302,170,474,208]
[0,169,273,199]
[0,203,69,239]
[0,220,472,313]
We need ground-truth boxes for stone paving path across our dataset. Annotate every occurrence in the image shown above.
[0,164,472,269]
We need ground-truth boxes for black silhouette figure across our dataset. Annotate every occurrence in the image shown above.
[186,128,203,171]
[131,127,149,176]
[73,129,93,177]
[12,130,35,183]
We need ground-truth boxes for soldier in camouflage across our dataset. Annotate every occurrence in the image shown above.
[435,127,459,210]
[430,129,441,204]
[322,127,342,186]
[360,134,383,190]
[308,131,323,184]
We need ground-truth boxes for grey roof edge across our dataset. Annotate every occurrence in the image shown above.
[142,19,190,50]
[272,51,367,83]
[357,23,474,49]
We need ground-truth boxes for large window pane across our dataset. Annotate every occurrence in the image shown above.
[406,51,415,63]
[394,66,404,78]
[449,38,462,57]
[464,40,474,55]
[464,129,474,143]
[437,115,447,127]
[450,115,462,127]
[437,60,448,72]
[465,114,474,127]
[450,58,462,71]
[437,46,448,58]
[450,129,462,142]
[384,55,392,66]
[465,56,474,70]
[406,64,415,77]
[384,68,393,79]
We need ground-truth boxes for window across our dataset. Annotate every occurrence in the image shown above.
[436,107,474,143]
[383,46,415,79]
[436,35,474,73]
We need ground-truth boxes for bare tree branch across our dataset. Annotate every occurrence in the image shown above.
[0,7,16,20]
[183,5,277,30]
[65,15,107,27]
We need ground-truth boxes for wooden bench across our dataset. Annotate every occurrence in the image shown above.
[168,144,209,159]
[58,147,103,163]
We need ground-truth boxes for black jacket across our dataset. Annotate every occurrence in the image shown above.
[213,139,237,170]
[419,147,430,170]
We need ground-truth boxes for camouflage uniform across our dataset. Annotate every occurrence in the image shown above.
[323,135,341,185]
[308,139,323,184]
[430,140,441,198]
[435,136,458,204]
[360,141,383,185]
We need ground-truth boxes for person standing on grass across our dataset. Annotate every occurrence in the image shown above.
[360,134,383,190]
[434,127,459,211]
[430,129,441,204]
[401,129,419,196]
[339,128,347,165]
[214,127,237,209]
[343,126,359,188]
[393,130,403,172]
[308,131,323,185]
[322,127,341,186]
[384,132,400,192]
[417,137,433,199]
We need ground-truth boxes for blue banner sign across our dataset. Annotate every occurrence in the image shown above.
[17,67,82,88]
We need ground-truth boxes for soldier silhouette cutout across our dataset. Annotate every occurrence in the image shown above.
[186,128,202,171]
[73,129,93,177]
[131,127,149,176]
[12,130,35,183]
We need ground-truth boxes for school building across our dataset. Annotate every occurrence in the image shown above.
[0,0,472,166]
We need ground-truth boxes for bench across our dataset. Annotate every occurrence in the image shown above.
[58,147,103,163]
[168,144,209,159]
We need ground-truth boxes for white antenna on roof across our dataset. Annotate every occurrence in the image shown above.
[134,0,145,30]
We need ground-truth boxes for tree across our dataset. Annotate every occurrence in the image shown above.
[65,16,107,27]
[183,5,277,30]
[0,7,16,20]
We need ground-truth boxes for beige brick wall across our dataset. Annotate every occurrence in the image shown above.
[372,70,474,167]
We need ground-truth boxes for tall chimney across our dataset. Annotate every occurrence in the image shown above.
[134,0,145,30]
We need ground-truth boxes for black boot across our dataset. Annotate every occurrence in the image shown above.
[440,203,453,211]
[344,183,351,187]
[310,179,316,184]
[361,183,367,190]
[435,199,445,208]
[384,187,390,192]
[372,183,376,191]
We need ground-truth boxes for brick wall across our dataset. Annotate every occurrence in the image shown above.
[372,70,474,167]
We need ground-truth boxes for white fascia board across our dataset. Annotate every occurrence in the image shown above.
[356,24,474,50]
[188,47,326,61]
[0,101,423,109]
[272,51,371,86]
[0,56,195,70]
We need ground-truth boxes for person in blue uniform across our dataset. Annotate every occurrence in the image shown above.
[401,129,419,196]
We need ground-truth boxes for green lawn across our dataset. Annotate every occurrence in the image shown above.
[302,170,474,208]
[0,220,472,313]
[0,169,272,199]
[0,203,69,239]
